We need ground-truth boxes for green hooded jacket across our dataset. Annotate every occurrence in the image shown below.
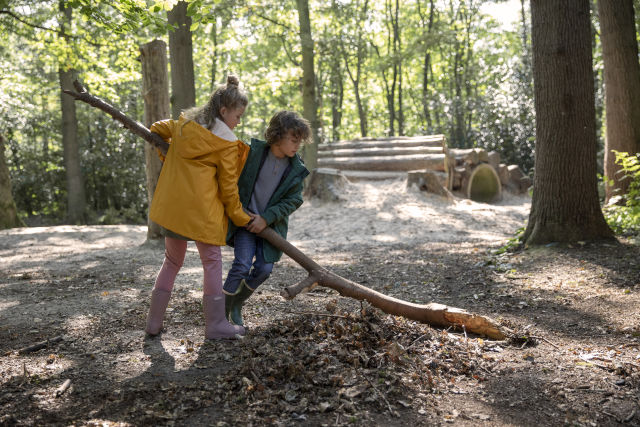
[226,138,309,263]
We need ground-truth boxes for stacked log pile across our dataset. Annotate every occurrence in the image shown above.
[317,135,451,182]
[449,148,531,202]
[316,135,531,203]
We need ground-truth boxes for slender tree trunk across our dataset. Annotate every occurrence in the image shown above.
[167,1,196,119]
[0,135,24,229]
[58,5,86,224]
[394,0,404,136]
[210,19,218,93]
[330,54,344,142]
[341,0,369,138]
[140,40,170,242]
[296,0,320,170]
[523,0,613,245]
[453,47,464,147]
[382,0,397,136]
[354,81,367,137]
[463,15,474,143]
[419,0,435,132]
[599,0,640,202]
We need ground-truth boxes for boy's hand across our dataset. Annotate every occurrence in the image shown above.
[245,212,257,227]
[246,215,267,233]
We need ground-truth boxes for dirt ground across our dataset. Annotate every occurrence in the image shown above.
[1,180,639,426]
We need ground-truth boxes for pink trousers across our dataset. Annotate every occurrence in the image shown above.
[153,237,223,296]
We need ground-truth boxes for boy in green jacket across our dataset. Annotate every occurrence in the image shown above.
[223,110,311,326]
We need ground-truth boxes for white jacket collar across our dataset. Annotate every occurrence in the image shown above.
[211,118,237,142]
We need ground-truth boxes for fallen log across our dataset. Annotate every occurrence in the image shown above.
[318,135,446,151]
[64,81,508,339]
[318,145,444,158]
[318,153,447,172]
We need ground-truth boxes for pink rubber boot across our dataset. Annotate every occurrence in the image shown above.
[145,289,172,335]
[203,295,245,339]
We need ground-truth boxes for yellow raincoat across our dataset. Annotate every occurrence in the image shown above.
[149,115,251,245]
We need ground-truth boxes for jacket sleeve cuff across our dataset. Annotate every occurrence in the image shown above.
[261,211,276,226]
[230,211,252,227]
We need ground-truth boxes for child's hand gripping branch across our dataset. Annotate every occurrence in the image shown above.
[245,215,267,233]
[223,111,312,327]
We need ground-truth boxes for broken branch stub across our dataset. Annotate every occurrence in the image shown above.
[65,81,508,340]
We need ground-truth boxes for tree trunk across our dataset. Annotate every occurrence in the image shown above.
[341,0,369,138]
[140,40,170,242]
[598,0,640,202]
[167,1,196,119]
[210,19,218,93]
[393,0,404,136]
[419,0,435,132]
[318,153,447,172]
[353,81,367,137]
[63,82,508,339]
[58,5,86,224]
[296,0,320,171]
[0,135,24,229]
[523,0,613,245]
[329,54,344,142]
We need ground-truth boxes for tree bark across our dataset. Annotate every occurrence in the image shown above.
[140,40,170,242]
[62,83,507,339]
[418,0,435,132]
[523,0,613,245]
[0,135,24,229]
[296,0,320,171]
[318,153,447,172]
[340,0,369,138]
[58,5,86,224]
[598,0,640,202]
[167,1,196,119]
[329,51,344,142]
[210,19,218,93]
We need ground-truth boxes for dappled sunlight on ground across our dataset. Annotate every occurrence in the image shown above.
[290,178,530,249]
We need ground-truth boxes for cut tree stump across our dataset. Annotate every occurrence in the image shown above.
[407,170,454,200]
[466,163,502,203]
[64,81,508,340]
[304,168,350,202]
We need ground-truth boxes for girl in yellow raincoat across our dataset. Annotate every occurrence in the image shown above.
[145,75,253,340]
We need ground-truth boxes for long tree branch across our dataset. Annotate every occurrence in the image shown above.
[64,81,508,340]
[63,80,168,153]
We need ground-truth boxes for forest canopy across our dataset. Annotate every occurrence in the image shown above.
[0,0,638,224]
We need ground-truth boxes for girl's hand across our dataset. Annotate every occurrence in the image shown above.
[246,215,267,233]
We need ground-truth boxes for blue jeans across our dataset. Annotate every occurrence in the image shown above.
[223,228,274,294]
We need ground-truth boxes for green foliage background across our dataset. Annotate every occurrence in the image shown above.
[1,0,636,225]
[603,152,640,236]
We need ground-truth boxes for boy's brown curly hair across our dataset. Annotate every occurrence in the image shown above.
[264,111,311,145]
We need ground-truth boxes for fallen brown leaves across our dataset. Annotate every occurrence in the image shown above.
[210,302,499,424]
